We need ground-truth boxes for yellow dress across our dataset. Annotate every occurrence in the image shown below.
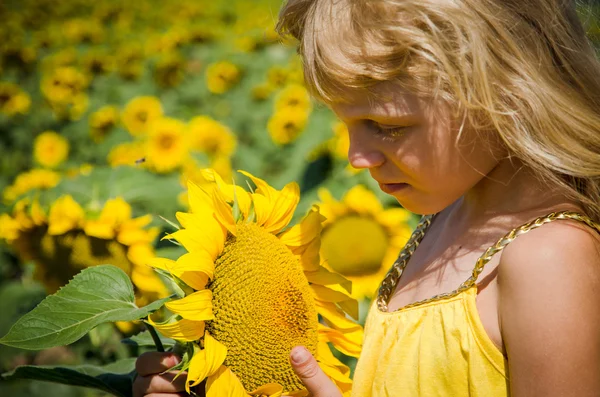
[351,211,600,397]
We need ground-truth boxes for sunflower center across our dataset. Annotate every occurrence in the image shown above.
[321,215,389,276]
[206,223,318,393]
[158,133,175,149]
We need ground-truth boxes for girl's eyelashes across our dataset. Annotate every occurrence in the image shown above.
[366,119,410,138]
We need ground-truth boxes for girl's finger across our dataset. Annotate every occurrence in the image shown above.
[289,346,342,397]
[135,352,181,376]
[133,372,187,397]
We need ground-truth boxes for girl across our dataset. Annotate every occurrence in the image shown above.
[134,0,600,396]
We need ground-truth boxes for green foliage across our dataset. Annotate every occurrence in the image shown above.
[1,358,136,397]
[0,265,172,350]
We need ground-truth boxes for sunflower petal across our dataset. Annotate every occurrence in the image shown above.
[165,290,214,321]
[175,251,215,290]
[311,285,358,320]
[210,188,236,235]
[263,181,300,233]
[238,170,274,200]
[344,185,382,214]
[314,301,362,333]
[205,365,249,397]
[249,383,284,396]
[203,169,252,218]
[164,216,225,261]
[278,206,324,247]
[187,333,228,393]
[318,324,362,357]
[187,180,214,214]
[147,318,205,342]
[304,267,351,294]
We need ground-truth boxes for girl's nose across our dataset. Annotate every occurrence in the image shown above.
[347,128,386,169]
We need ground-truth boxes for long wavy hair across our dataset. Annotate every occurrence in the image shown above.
[277,0,600,221]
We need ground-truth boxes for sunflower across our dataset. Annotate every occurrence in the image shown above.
[274,84,312,113]
[33,131,69,169]
[317,186,414,300]
[107,141,146,168]
[149,169,362,396]
[144,117,189,173]
[267,107,309,145]
[205,61,241,94]
[2,169,61,204]
[186,116,236,158]
[1,195,167,304]
[89,105,120,142]
[0,82,31,116]
[153,52,186,88]
[122,96,163,137]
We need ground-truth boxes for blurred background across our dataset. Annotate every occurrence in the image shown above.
[0,0,598,396]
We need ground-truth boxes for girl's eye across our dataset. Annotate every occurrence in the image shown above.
[367,120,409,138]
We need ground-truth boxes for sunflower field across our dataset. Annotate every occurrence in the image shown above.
[1,0,599,396]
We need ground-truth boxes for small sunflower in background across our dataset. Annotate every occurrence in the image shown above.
[2,169,61,204]
[0,82,31,116]
[0,195,168,306]
[274,83,312,112]
[186,115,237,159]
[144,117,189,173]
[149,169,361,396]
[317,185,414,300]
[205,61,241,94]
[122,95,163,137]
[153,51,186,88]
[107,141,146,168]
[267,106,309,145]
[33,131,70,169]
[89,105,120,143]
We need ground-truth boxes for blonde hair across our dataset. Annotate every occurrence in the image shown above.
[277,0,600,222]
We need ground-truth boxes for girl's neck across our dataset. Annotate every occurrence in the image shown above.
[449,157,581,230]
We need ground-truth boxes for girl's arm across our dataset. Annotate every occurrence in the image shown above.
[498,221,600,396]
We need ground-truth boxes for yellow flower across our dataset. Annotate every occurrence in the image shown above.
[3,195,167,301]
[81,49,115,76]
[267,107,309,145]
[47,194,85,235]
[115,43,144,81]
[329,121,350,160]
[89,105,120,142]
[0,82,31,116]
[206,61,240,94]
[153,52,186,88]
[317,186,414,299]
[122,96,163,137]
[267,66,289,88]
[145,117,189,173]
[187,116,236,158]
[107,141,146,168]
[251,82,274,101]
[274,84,312,112]
[41,66,88,104]
[33,131,69,168]
[2,169,61,204]
[149,170,361,396]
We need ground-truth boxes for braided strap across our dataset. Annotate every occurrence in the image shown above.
[377,211,600,313]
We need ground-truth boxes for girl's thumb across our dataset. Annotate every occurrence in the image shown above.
[289,346,342,397]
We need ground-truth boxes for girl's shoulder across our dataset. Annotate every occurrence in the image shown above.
[495,213,600,394]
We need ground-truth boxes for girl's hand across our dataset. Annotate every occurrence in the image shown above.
[286,346,342,397]
[133,351,189,397]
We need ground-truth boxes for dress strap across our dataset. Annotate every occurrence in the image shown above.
[377,211,600,313]
[460,211,600,289]
[377,214,435,312]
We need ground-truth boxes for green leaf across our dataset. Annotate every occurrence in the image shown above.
[1,358,137,397]
[0,265,172,350]
[121,331,176,349]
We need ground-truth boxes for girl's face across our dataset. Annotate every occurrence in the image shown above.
[330,84,506,214]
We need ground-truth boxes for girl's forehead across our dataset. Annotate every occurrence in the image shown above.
[330,87,424,121]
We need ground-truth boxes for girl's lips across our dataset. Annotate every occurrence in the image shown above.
[379,182,410,194]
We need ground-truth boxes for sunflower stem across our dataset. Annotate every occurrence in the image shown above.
[145,322,165,352]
